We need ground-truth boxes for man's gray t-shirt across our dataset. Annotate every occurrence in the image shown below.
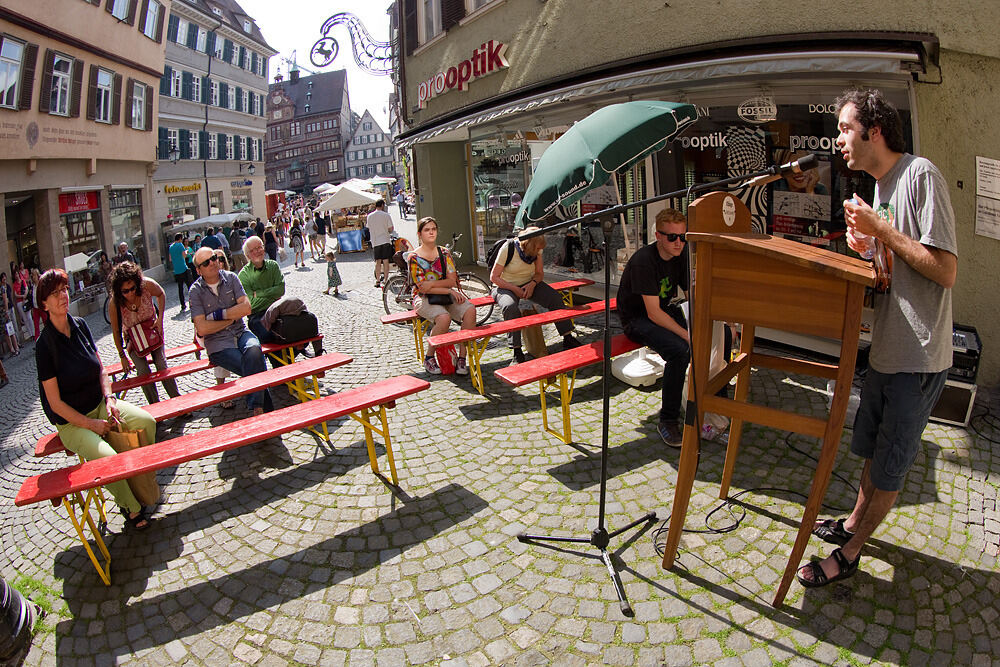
[188,270,249,355]
[870,153,957,374]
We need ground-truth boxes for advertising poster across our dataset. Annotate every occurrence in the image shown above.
[770,148,833,244]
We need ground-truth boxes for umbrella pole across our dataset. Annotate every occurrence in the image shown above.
[518,215,657,618]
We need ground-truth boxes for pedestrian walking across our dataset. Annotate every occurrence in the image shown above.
[323,250,342,296]
[290,219,305,267]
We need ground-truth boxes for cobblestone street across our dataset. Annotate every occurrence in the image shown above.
[2,232,999,666]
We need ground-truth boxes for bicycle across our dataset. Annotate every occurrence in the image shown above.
[382,233,494,326]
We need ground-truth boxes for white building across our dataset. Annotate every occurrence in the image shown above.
[344,110,397,182]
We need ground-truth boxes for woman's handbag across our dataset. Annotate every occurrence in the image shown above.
[105,420,160,505]
[126,316,163,356]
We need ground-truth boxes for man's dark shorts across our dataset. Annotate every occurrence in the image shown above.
[373,242,393,261]
[850,368,947,492]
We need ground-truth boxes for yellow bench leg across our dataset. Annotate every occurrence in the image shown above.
[413,319,429,364]
[352,405,399,485]
[538,371,577,444]
[464,338,491,395]
[63,489,112,586]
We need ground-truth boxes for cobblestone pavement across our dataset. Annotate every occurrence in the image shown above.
[3,222,999,666]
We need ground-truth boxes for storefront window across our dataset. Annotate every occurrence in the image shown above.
[167,194,199,224]
[232,188,252,212]
[470,134,529,262]
[61,211,101,263]
[209,191,222,215]
[109,189,146,267]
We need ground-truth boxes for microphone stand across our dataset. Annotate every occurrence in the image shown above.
[514,161,793,617]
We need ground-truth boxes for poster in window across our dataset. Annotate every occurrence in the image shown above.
[770,148,833,245]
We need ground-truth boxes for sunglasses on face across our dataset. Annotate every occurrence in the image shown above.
[121,284,137,295]
[656,231,686,242]
[198,255,219,268]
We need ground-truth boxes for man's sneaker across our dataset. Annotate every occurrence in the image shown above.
[511,348,526,365]
[562,334,582,350]
[657,420,684,447]
[424,355,442,375]
[455,357,468,375]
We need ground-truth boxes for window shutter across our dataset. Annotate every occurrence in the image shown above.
[441,0,466,31]
[111,73,122,124]
[154,6,164,42]
[86,65,98,120]
[403,0,417,55]
[158,126,168,159]
[239,46,246,68]
[38,49,54,114]
[166,13,179,42]
[235,86,243,112]
[251,52,257,73]
[125,0,138,26]
[223,40,233,63]
[137,0,149,34]
[159,65,171,95]
[186,22,197,49]
[201,76,210,104]
[206,31,216,56]
[124,78,134,128]
[199,130,209,158]
[69,59,83,117]
[143,85,152,131]
[179,129,190,159]
[217,133,226,159]
[218,81,228,106]
[18,43,38,110]
[181,71,192,100]
[105,0,114,15]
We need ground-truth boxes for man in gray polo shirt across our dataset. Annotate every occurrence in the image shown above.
[188,247,272,415]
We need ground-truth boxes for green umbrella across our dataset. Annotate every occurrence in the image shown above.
[514,100,698,228]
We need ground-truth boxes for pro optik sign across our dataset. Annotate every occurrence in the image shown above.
[417,40,509,109]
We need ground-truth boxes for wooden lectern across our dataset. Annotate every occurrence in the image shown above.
[660,192,875,607]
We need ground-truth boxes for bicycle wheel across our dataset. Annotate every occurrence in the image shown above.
[382,275,414,319]
[103,295,111,324]
[459,273,493,325]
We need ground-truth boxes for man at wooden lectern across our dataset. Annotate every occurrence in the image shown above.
[797,89,957,588]
[617,208,690,446]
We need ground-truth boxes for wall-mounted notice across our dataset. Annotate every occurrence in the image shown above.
[975,156,1000,241]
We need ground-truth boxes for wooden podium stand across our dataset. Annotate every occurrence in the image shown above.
[660,192,875,607]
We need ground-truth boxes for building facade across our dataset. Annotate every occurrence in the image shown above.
[1,0,168,283]
[265,69,351,196]
[394,0,1000,383]
[345,109,397,182]
[153,0,275,265]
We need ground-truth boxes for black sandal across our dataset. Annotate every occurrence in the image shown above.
[120,507,152,531]
[813,518,855,546]
[797,547,860,588]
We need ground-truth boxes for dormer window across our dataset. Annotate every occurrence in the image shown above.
[304,104,310,112]
[211,6,222,16]
[243,19,252,33]
[306,91,312,98]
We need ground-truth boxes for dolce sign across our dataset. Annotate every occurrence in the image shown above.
[418,40,509,109]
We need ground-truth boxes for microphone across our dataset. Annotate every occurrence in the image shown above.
[743,153,820,188]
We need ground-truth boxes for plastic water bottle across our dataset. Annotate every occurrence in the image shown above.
[846,197,875,260]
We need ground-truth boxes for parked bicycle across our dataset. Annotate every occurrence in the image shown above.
[382,233,494,325]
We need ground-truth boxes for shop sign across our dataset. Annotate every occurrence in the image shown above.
[418,40,509,109]
[738,96,777,124]
[230,180,252,187]
[165,183,202,194]
[58,191,99,214]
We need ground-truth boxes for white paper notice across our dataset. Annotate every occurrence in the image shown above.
[976,156,1000,199]
[975,196,1000,241]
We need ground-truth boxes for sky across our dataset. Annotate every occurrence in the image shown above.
[236,1,395,130]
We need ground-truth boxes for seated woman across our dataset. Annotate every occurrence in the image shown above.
[109,261,179,405]
[490,227,581,365]
[35,269,157,530]
[408,217,476,375]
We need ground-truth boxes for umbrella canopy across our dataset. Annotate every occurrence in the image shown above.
[338,177,376,192]
[368,176,397,185]
[514,100,697,227]
[170,212,253,233]
[313,182,337,195]
[63,252,92,273]
[315,185,381,213]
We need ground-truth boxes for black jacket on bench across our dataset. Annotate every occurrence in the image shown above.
[36,316,104,425]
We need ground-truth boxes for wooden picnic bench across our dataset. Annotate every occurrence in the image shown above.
[380,279,595,364]
[16,373,430,585]
[104,341,203,378]
[36,352,353,457]
[495,334,642,444]
[429,298,617,395]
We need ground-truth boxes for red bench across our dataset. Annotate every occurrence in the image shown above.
[105,342,203,378]
[36,352,353,457]
[429,298,617,395]
[16,374,430,585]
[380,279,594,364]
[495,334,642,444]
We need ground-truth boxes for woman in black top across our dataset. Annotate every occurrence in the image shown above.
[34,269,157,530]
[263,223,280,262]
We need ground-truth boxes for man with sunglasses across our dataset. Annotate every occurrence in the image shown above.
[617,208,691,446]
[188,247,272,416]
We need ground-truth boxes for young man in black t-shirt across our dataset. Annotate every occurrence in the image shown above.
[617,208,690,446]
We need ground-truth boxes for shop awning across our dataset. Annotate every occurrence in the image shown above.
[397,48,922,149]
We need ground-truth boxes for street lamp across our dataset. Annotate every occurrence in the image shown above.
[240,163,256,175]
[167,145,181,164]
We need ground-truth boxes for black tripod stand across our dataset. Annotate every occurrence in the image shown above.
[516,216,656,618]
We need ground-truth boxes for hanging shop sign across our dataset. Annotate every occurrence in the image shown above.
[418,40,509,109]
[737,96,778,124]
[58,191,99,214]
[164,183,202,194]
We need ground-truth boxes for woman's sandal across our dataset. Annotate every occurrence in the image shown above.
[221,399,235,409]
[813,518,855,546]
[796,547,860,588]
[120,507,153,531]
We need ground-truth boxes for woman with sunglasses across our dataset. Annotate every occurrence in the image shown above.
[34,269,156,530]
[108,261,179,404]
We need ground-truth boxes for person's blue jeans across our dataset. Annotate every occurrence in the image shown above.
[208,330,273,411]
[623,312,690,423]
[247,312,276,344]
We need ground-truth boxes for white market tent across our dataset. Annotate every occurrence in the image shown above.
[313,183,337,195]
[169,212,253,233]
[315,185,380,213]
